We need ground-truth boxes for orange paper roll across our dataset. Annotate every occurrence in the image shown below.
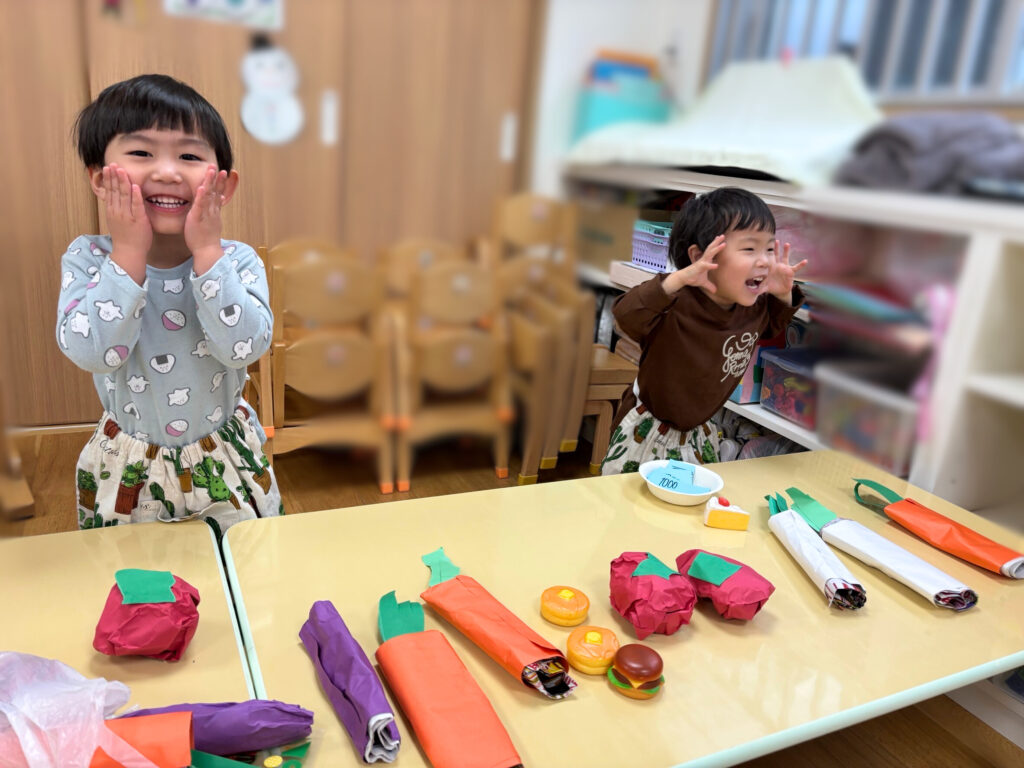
[375,630,521,768]
[854,479,1024,579]
[89,711,193,768]
[885,498,1024,578]
[421,575,575,698]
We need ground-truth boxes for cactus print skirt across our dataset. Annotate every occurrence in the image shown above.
[601,402,723,476]
[75,404,282,530]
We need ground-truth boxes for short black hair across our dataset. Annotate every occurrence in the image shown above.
[74,74,233,171]
[668,187,775,269]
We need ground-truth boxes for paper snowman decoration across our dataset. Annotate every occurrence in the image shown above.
[240,34,303,145]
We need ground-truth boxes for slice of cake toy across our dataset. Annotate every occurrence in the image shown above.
[703,496,750,531]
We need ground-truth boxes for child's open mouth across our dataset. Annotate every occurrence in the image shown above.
[145,196,189,211]
[745,276,765,292]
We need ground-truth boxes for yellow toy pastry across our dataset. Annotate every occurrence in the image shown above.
[566,625,619,675]
[540,586,589,626]
[703,495,750,531]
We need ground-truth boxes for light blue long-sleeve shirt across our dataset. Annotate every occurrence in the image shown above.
[56,235,272,447]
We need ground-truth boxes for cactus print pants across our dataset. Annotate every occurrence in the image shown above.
[601,402,724,476]
[75,405,283,529]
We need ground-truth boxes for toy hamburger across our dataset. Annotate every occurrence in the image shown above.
[565,625,619,675]
[607,644,664,700]
[540,585,589,626]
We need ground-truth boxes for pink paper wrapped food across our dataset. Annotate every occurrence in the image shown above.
[609,552,696,639]
[675,549,774,621]
[93,569,200,662]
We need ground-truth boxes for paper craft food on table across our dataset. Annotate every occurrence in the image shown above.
[373,591,522,768]
[675,550,775,621]
[540,585,590,626]
[784,486,978,610]
[607,644,664,700]
[703,496,750,530]
[609,551,697,639]
[565,626,620,675]
[93,569,200,661]
[298,600,399,763]
[90,711,193,768]
[854,478,1024,579]
[419,547,577,699]
[765,493,866,610]
[120,699,313,758]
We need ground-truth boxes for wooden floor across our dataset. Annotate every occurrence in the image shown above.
[4,430,1021,768]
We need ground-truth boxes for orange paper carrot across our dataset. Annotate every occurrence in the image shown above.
[89,711,193,768]
[419,549,576,698]
[374,592,521,768]
[854,479,1024,578]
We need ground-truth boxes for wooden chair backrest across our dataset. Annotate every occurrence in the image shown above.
[282,330,377,402]
[410,261,496,327]
[380,238,468,297]
[272,258,383,339]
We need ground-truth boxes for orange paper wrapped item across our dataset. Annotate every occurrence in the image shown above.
[90,711,193,768]
[854,479,1024,579]
[374,591,522,768]
[418,548,577,699]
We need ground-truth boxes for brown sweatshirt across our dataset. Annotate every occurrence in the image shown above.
[612,274,803,431]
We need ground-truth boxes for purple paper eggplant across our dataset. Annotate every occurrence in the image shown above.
[119,699,312,755]
[300,600,401,763]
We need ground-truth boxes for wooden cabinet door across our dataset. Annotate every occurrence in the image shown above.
[0,0,101,426]
[342,0,537,260]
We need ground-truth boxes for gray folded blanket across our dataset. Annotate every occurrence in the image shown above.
[835,111,1024,192]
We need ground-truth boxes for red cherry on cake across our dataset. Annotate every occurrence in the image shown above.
[717,496,729,506]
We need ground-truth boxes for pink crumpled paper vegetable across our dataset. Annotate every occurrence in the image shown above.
[609,552,697,639]
[93,575,200,661]
[676,549,774,621]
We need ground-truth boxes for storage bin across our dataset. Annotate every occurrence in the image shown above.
[630,221,671,272]
[759,348,822,429]
[729,341,784,404]
[815,360,919,477]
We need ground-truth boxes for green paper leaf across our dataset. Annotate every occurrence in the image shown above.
[421,547,460,586]
[785,487,838,533]
[378,590,424,642]
[686,551,741,586]
[115,568,175,604]
[631,553,678,579]
[853,478,903,515]
[190,749,250,767]
[283,741,311,758]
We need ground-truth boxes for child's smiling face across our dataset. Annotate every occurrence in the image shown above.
[94,127,228,236]
[695,227,775,308]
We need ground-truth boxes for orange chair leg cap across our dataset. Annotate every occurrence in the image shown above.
[397,481,410,492]
[495,467,509,479]
[380,482,394,494]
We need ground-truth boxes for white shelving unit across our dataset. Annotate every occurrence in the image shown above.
[566,164,1024,514]
[569,163,1024,744]
[722,401,828,452]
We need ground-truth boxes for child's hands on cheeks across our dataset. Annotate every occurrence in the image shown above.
[99,163,151,283]
[764,239,808,302]
[662,234,725,296]
[186,165,229,275]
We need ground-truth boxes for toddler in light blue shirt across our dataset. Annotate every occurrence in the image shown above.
[57,74,281,530]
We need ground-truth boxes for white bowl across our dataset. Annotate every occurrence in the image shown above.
[639,460,724,506]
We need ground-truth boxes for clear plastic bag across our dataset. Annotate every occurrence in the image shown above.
[0,652,156,768]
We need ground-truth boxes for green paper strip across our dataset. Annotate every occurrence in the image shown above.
[853,478,904,514]
[785,487,838,532]
[190,749,250,767]
[686,551,741,586]
[114,568,175,604]
[631,553,678,579]
[421,547,460,586]
[378,590,424,642]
